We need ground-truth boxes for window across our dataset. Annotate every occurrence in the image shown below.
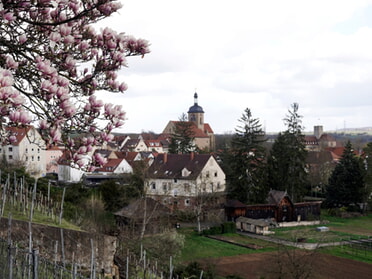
[174,179,177,183]
[25,148,28,153]
[37,156,40,161]
[151,182,156,190]
[206,171,210,178]
[8,155,13,160]
[8,147,12,152]
[31,156,34,161]
[185,199,190,206]
[214,172,218,177]
[184,183,190,192]
[162,182,167,191]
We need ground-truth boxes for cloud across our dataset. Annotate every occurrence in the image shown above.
[97,0,372,134]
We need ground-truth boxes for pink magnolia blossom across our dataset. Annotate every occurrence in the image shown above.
[93,152,107,166]
[50,128,62,143]
[63,35,75,44]
[119,82,128,92]
[0,0,150,169]
[6,56,19,69]
[3,12,15,22]
[39,120,50,130]
[9,110,32,124]
[59,24,72,37]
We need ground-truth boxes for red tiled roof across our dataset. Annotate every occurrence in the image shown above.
[5,126,32,146]
[319,134,336,142]
[95,158,124,172]
[325,147,345,157]
[145,140,162,147]
[168,121,210,138]
[304,135,318,143]
[203,123,214,134]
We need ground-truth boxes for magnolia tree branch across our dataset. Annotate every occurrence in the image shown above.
[0,0,150,170]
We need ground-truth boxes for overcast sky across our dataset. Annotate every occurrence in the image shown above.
[97,0,372,134]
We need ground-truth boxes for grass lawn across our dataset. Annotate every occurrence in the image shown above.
[179,212,372,264]
[321,213,372,235]
[179,228,277,262]
[270,212,372,243]
[3,206,81,231]
[319,245,372,264]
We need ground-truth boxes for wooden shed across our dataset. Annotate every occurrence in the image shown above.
[225,190,322,223]
[235,217,272,235]
[224,199,247,221]
[114,197,173,235]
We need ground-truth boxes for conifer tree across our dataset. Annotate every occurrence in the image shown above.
[224,108,267,204]
[326,141,366,208]
[267,103,308,202]
[168,113,196,154]
[362,142,372,211]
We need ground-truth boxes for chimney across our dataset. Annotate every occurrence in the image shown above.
[163,152,168,163]
[190,152,194,160]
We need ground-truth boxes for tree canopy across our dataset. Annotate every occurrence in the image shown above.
[0,0,149,170]
[267,103,308,202]
[326,141,366,209]
[168,113,196,154]
[223,108,268,204]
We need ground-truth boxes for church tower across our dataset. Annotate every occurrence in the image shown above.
[187,92,204,130]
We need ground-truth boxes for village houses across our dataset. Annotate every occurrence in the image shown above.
[0,126,47,178]
[146,153,226,211]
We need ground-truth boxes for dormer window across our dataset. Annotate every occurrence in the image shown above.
[182,168,191,177]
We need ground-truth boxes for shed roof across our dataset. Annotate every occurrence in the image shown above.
[236,217,270,227]
[114,197,170,219]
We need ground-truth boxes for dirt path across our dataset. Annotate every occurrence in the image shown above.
[201,252,372,279]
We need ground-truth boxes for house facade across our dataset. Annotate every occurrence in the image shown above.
[146,153,226,211]
[45,146,63,174]
[1,126,46,177]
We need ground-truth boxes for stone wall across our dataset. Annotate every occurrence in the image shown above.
[0,217,117,274]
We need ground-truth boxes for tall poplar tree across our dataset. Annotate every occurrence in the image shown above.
[326,141,366,209]
[267,103,308,202]
[224,108,267,204]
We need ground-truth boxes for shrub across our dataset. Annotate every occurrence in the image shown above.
[222,222,236,234]
[174,261,215,279]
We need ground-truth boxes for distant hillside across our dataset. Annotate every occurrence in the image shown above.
[327,127,372,135]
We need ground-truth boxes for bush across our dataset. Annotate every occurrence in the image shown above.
[222,222,236,234]
[201,222,236,235]
[174,261,215,279]
[202,225,222,235]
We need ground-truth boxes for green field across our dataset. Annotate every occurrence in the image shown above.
[179,228,277,262]
[179,213,372,264]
